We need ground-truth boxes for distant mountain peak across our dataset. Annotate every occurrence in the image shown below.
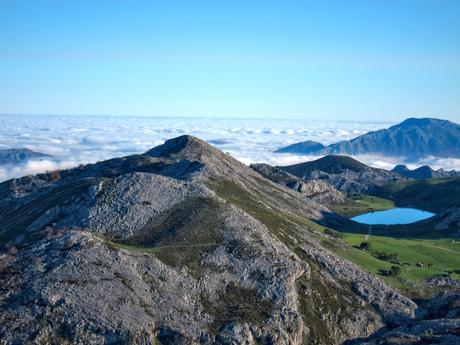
[279,154,374,176]
[275,117,460,160]
[0,148,51,165]
[395,117,455,129]
[275,140,324,154]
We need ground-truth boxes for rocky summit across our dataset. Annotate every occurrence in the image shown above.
[0,136,457,345]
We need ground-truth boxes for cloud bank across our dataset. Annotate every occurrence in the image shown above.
[0,115,458,182]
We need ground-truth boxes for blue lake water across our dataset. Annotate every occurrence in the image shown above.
[351,208,435,225]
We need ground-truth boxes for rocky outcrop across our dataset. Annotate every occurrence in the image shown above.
[352,319,460,345]
[1,202,308,344]
[427,276,460,289]
[350,292,460,344]
[279,155,403,195]
[250,163,346,205]
[23,173,214,239]
[299,245,416,326]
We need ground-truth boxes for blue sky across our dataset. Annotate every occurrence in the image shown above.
[0,0,459,121]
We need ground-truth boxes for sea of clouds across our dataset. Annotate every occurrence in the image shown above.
[1,114,459,182]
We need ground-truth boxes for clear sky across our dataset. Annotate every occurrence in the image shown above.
[0,0,459,121]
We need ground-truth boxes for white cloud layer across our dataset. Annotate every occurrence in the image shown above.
[0,114,459,182]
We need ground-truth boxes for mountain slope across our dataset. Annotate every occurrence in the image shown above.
[373,177,460,213]
[278,155,404,195]
[276,118,460,160]
[280,155,370,176]
[250,163,346,205]
[0,136,421,344]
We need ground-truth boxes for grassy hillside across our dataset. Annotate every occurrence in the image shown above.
[208,177,459,297]
[330,232,460,297]
[373,177,460,212]
[329,195,395,217]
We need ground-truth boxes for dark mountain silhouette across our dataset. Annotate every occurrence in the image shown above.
[280,155,371,176]
[392,164,459,180]
[275,140,325,154]
[0,148,51,165]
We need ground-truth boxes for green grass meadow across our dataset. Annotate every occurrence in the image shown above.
[332,232,460,296]
[329,195,395,217]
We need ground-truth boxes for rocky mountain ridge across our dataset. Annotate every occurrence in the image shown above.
[250,163,346,205]
[0,135,457,344]
[278,155,404,195]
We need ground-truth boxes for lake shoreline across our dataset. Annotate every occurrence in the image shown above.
[351,207,436,225]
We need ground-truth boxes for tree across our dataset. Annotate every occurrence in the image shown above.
[359,242,372,251]
[389,265,401,276]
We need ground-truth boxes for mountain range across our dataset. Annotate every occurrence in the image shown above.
[0,136,458,344]
[392,164,460,180]
[276,118,460,160]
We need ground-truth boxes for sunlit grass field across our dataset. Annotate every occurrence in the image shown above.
[329,195,395,217]
[332,232,460,296]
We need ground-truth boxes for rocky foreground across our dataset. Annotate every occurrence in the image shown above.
[0,136,458,344]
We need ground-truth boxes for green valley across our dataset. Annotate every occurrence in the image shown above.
[329,233,460,297]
